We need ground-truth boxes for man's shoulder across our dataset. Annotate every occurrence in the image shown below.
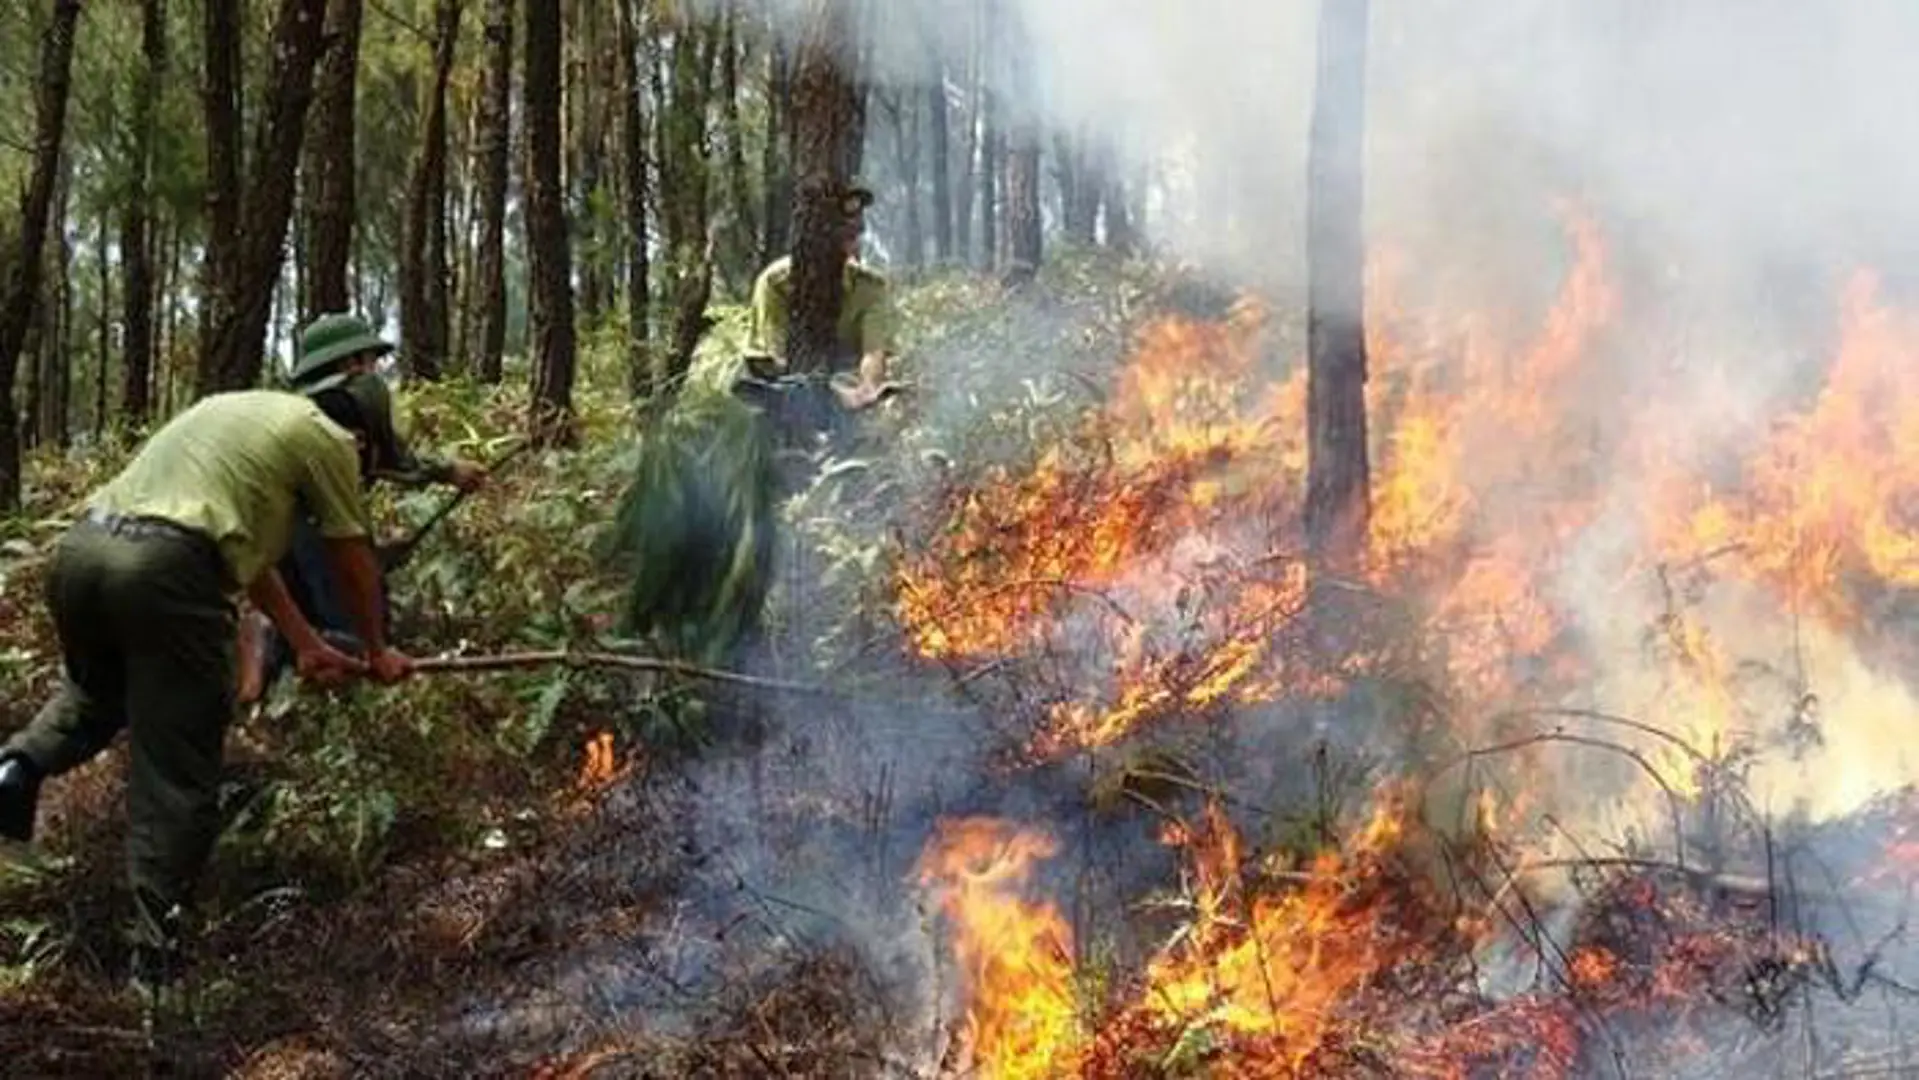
[848,259,889,287]
[754,255,795,287]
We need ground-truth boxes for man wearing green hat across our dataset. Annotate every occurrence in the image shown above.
[236,312,489,703]
[744,181,905,411]
[0,375,411,1012]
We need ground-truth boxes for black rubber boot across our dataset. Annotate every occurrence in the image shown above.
[0,753,42,843]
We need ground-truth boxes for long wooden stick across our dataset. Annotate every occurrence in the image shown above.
[410,648,835,696]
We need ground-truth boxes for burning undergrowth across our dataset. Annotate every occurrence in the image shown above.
[483,217,1919,1077]
[868,203,1919,1075]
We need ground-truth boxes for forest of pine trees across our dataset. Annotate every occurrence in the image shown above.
[0,0,1152,507]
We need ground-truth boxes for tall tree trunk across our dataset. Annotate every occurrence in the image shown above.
[975,0,1000,272]
[473,0,513,383]
[41,166,72,449]
[300,0,363,322]
[1302,0,1371,561]
[927,59,951,264]
[571,0,610,329]
[0,0,80,510]
[197,0,331,397]
[617,0,652,400]
[96,212,111,434]
[1000,7,1040,280]
[759,20,792,268]
[899,89,923,269]
[787,0,861,376]
[654,15,719,390]
[121,0,167,430]
[719,5,757,293]
[401,0,463,381]
[524,0,577,444]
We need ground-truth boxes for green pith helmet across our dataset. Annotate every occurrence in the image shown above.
[838,180,875,215]
[290,312,393,389]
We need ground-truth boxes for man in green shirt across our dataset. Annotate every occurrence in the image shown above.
[744,181,904,411]
[0,382,413,1008]
[235,312,487,704]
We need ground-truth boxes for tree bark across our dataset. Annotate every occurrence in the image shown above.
[759,19,793,269]
[95,211,111,435]
[787,0,862,376]
[718,5,757,293]
[472,0,513,383]
[1302,0,1372,562]
[1000,6,1040,279]
[196,0,330,397]
[524,0,577,445]
[0,0,80,510]
[401,0,463,381]
[617,0,652,400]
[121,0,167,430]
[927,62,951,264]
[300,0,363,322]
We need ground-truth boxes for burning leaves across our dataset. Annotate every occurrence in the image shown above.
[888,202,1919,1076]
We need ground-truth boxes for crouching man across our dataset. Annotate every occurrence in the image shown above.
[237,312,487,704]
[0,381,414,1023]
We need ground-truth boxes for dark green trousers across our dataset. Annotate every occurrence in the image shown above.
[3,513,235,958]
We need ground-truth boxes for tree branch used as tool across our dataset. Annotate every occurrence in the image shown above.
[379,438,533,571]
[411,648,836,697]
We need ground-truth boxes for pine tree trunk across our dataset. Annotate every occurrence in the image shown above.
[401,0,462,381]
[121,0,166,429]
[0,0,81,510]
[719,6,757,293]
[927,65,951,265]
[524,0,577,444]
[788,0,862,376]
[759,21,792,268]
[197,0,330,397]
[473,0,513,383]
[1303,0,1372,562]
[95,212,111,434]
[300,0,362,322]
[617,0,652,400]
[1000,7,1040,280]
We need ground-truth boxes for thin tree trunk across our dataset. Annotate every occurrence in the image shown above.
[401,0,463,380]
[759,16,792,267]
[0,0,81,509]
[1303,0,1372,561]
[788,0,862,376]
[44,170,72,449]
[301,0,363,322]
[618,0,652,400]
[473,0,513,383]
[524,0,577,444]
[719,4,756,293]
[927,55,951,264]
[197,0,331,397]
[96,212,111,435]
[121,0,166,429]
[1000,6,1040,280]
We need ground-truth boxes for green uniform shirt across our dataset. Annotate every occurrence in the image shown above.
[89,390,372,591]
[745,255,897,368]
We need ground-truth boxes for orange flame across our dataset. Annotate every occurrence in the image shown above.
[915,818,1083,1078]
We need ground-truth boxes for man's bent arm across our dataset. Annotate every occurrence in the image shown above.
[247,568,333,657]
[323,537,390,653]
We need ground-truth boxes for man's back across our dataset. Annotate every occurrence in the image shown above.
[92,390,370,592]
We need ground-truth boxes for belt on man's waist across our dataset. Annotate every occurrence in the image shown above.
[78,509,224,574]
